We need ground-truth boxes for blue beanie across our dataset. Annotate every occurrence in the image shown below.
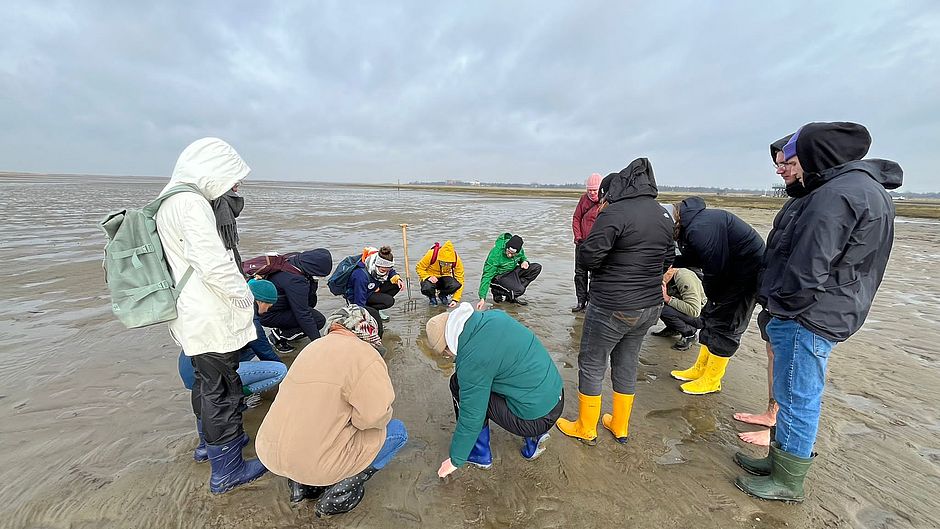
[782,127,802,160]
[248,279,278,304]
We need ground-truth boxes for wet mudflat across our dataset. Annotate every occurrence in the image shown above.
[1,175,938,529]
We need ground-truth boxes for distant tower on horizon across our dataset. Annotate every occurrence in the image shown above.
[772,183,786,198]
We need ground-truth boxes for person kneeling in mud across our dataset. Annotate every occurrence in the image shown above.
[428,303,564,478]
[346,246,404,329]
[476,233,541,309]
[651,266,706,351]
[259,249,332,352]
[416,240,465,307]
[255,305,406,517]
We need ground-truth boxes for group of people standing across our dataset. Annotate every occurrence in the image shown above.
[153,119,900,518]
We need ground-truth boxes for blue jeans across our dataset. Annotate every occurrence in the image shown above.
[178,351,286,394]
[369,419,408,470]
[578,303,662,395]
[768,317,835,458]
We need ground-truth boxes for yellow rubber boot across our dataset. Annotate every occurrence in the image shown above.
[680,353,730,395]
[670,345,711,381]
[602,392,635,444]
[555,392,601,445]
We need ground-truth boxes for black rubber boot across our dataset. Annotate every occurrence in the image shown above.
[288,478,327,504]
[571,302,586,313]
[315,467,379,517]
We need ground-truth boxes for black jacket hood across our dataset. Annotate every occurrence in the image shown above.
[599,158,659,204]
[290,249,333,277]
[794,122,871,174]
[770,134,793,161]
[677,196,707,228]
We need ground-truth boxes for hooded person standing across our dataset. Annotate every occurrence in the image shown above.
[416,240,465,307]
[259,249,332,351]
[429,303,564,477]
[155,137,267,494]
[555,158,675,445]
[735,122,901,502]
[571,173,603,312]
[733,133,801,446]
[256,305,406,517]
[475,233,542,309]
[669,197,765,395]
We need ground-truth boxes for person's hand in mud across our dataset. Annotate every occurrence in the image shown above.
[438,458,458,478]
[448,299,458,308]
[428,276,439,284]
[521,261,529,270]
[475,299,486,311]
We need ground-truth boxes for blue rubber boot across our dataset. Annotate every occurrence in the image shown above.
[467,426,493,469]
[207,435,268,494]
[438,293,451,306]
[194,419,249,463]
[521,432,550,461]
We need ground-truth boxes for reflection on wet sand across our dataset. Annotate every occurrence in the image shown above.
[1,176,937,529]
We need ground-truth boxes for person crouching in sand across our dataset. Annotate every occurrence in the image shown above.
[255,306,407,517]
[428,303,564,478]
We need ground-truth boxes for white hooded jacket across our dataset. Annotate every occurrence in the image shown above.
[156,138,256,356]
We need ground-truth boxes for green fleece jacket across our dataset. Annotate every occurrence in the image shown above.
[666,267,706,317]
[478,233,528,299]
[450,310,562,466]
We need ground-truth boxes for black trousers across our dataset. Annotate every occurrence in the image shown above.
[699,277,759,358]
[367,280,402,310]
[259,306,326,340]
[659,304,703,337]
[420,276,462,298]
[491,263,542,299]
[574,244,590,304]
[191,351,244,445]
[449,373,564,438]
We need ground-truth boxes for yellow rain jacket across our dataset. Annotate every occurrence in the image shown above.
[415,240,465,301]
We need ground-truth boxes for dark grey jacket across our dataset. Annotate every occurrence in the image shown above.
[763,122,902,342]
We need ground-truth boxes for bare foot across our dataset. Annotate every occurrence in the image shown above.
[733,410,776,427]
[738,428,771,446]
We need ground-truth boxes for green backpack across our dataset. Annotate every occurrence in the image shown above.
[100,184,199,328]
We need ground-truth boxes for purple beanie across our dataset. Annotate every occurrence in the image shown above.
[783,127,802,160]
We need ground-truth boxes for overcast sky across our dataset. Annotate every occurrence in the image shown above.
[2,1,937,191]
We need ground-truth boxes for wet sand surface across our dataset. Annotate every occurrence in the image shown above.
[1,176,938,529]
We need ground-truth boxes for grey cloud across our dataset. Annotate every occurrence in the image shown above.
[1,0,937,191]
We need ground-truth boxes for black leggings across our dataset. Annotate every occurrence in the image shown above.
[449,374,564,438]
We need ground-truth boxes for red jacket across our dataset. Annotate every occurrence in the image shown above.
[572,193,601,243]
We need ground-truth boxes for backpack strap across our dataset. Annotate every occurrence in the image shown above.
[143,184,202,217]
[173,266,194,297]
[429,243,441,265]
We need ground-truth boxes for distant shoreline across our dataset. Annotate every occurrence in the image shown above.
[3,172,938,219]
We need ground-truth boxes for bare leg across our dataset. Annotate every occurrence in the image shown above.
[733,342,779,427]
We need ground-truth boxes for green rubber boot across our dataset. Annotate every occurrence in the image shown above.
[733,426,775,476]
[735,443,814,503]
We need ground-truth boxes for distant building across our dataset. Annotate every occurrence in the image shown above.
[771,183,786,198]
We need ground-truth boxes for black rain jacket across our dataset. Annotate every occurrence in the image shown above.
[763,122,902,342]
[579,158,675,311]
[259,249,332,341]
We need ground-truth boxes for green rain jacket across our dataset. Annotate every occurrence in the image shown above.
[450,310,562,466]
[477,233,528,299]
